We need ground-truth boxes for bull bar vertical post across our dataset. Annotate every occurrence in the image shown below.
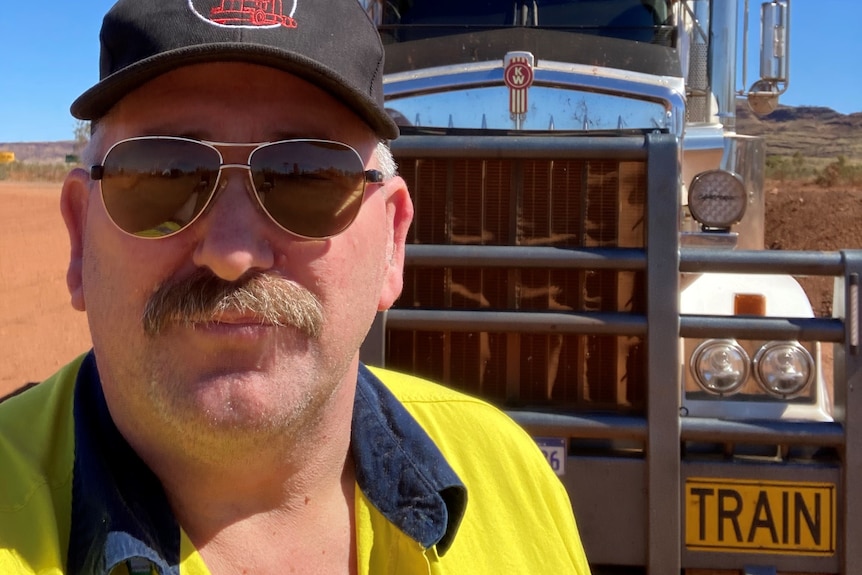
[645,132,682,573]
[835,251,862,571]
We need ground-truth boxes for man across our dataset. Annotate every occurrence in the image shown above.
[0,1,590,573]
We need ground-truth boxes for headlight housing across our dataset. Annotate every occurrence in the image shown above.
[753,341,815,398]
[690,339,750,396]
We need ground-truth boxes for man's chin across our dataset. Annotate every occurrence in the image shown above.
[153,372,313,433]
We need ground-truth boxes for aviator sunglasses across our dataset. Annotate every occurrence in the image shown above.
[90,136,384,239]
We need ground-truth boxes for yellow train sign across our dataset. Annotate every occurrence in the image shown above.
[0,151,15,164]
[685,477,836,556]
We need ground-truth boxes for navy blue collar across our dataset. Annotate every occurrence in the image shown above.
[67,351,466,575]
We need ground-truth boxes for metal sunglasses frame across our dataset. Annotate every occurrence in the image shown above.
[90,135,384,240]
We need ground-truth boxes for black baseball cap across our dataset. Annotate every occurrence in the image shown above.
[71,0,399,140]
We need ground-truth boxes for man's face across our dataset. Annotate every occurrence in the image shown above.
[61,62,412,457]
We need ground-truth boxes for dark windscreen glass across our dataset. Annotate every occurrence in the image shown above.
[379,0,672,45]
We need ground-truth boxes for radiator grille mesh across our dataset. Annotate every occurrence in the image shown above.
[390,156,648,411]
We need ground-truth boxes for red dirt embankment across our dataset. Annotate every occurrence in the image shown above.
[765,181,862,316]
[0,182,91,397]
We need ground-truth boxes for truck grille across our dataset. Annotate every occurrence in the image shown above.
[388,156,649,412]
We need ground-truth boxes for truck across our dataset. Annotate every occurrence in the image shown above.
[358,1,862,573]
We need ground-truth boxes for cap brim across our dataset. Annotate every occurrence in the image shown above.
[71,43,399,140]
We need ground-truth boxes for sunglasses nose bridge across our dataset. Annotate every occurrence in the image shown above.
[218,162,257,193]
[206,164,264,218]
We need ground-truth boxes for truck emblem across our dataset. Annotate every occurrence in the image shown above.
[503,52,535,120]
[189,0,298,29]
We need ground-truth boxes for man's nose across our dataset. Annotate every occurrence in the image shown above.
[191,169,276,282]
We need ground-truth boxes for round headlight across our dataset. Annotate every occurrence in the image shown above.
[753,342,814,398]
[688,170,747,229]
[690,339,751,395]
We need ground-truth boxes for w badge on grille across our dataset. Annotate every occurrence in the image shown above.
[503,51,535,125]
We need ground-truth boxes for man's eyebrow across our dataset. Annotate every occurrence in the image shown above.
[128,125,212,140]
[172,132,306,142]
[127,129,336,143]
[167,130,212,140]
[268,131,334,142]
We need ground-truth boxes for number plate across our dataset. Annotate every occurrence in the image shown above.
[535,437,566,476]
[685,477,836,556]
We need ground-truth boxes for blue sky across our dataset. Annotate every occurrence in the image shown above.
[0,1,857,143]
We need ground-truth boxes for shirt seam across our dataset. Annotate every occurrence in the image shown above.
[0,467,73,513]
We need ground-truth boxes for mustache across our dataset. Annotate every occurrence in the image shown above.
[142,269,323,338]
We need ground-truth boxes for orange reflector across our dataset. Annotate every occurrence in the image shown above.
[734,293,766,316]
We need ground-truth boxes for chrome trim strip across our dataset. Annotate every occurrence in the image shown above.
[680,124,726,151]
[385,59,686,135]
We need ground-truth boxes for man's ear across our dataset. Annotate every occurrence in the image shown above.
[378,176,414,311]
[60,168,91,312]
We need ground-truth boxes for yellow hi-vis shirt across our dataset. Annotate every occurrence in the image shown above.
[0,352,590,574]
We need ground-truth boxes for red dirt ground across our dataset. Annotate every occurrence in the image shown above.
[2,179,861,399]
[0,182,91,397]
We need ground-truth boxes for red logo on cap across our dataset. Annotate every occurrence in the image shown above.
[192,1,297,28]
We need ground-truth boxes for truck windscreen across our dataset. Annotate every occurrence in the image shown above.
[373,0,673,45]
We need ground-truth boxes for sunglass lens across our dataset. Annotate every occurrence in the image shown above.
[101,139,220,237]
[250,141,366,238]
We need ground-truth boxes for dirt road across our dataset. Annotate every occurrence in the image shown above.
[0,182,91,397]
